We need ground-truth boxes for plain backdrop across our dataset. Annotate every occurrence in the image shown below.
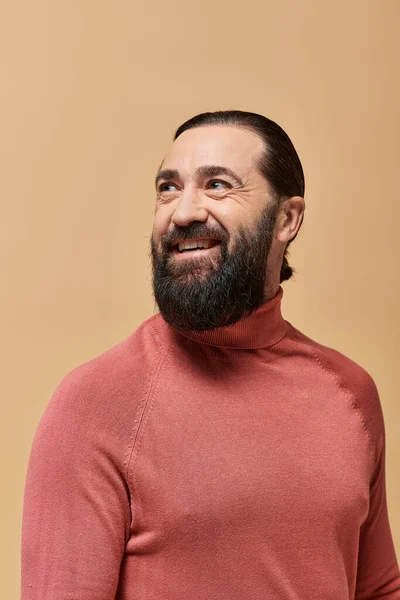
[1,1,399,597]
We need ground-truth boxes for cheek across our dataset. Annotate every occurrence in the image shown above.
[212,196,256,231]
[153,205,172,238]
[207,202,240,230]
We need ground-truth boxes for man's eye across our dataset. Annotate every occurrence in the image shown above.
[159,183,177,193]
[208,180,229,190]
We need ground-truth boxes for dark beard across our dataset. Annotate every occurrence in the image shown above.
[150,200,280,331]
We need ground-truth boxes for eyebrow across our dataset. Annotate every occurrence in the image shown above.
[154,165,244,188]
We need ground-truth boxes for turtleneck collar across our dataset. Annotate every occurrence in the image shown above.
[165,286,287,350]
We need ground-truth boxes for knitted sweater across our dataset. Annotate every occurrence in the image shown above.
[21,286,400,599]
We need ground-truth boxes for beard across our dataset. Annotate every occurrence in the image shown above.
[150,199,280,331]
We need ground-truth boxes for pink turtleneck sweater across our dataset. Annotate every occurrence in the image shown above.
[21,287,400,599]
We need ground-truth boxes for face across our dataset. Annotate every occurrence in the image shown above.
[150,125,283,331]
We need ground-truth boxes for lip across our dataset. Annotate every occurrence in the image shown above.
[171,237,221,250]
[171,240,222,259]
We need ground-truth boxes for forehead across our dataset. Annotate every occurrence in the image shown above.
[161,125,265,177]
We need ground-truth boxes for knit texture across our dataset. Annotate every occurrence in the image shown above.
[21,287,400,599]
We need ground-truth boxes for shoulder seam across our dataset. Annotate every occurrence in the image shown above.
[149,315,166,350]
[287,323,375,458]
[123,340,172,500]
[308,342,375,458]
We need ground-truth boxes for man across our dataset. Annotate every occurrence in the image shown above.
[21,110,400,599]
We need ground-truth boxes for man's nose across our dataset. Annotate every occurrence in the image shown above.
[171,186,208,227]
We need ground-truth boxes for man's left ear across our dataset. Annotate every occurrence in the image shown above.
[276,196,305,243]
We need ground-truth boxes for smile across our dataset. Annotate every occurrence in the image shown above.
[171,238,222,258]
[173,238,221,252]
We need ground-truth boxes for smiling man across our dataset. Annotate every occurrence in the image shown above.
[21,110,400,600]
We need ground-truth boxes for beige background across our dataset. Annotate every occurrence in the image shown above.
[1,1,399,596]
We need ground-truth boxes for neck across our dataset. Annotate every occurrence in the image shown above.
[164,286,287,350]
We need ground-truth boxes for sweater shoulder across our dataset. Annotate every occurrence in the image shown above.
[32,312,168,466]
[60,311,166,392]
[285,322,385,457]
[52,311,166,405]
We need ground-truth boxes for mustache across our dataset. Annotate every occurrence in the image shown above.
[161,223,229,251]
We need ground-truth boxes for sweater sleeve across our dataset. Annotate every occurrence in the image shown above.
[21,369,132,600]
[354,383,400,599]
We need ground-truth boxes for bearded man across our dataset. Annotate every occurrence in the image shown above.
[21,110,400,600]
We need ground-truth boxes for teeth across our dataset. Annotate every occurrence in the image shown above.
[178,239,214,252]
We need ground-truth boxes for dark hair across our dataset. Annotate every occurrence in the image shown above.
[174,110,305,283]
